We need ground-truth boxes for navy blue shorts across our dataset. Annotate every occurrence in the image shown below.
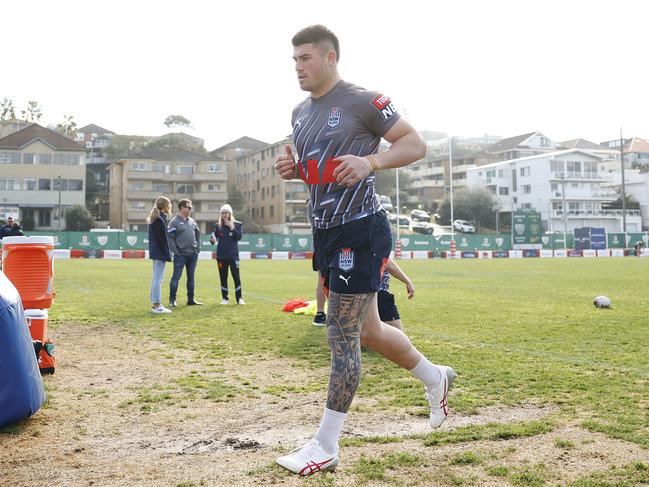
[314,212,392,295]
[377,290,400,321]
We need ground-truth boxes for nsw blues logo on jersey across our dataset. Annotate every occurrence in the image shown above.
[327,107,343,128]
[338,248,354,271]
[371,94,397,120]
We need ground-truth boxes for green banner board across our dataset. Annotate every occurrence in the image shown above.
[271,234,313,251]
[119,232,148,250]
[512,210,543,245]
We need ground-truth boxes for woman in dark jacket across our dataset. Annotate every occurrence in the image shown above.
[147,196,172,313]
[210,204,244,304]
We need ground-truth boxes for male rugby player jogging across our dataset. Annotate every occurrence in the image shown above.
[274,25,456,476]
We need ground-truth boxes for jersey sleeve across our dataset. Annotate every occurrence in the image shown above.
[357,91,401,138]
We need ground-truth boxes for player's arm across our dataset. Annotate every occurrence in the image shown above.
[386,258,415,299]
[333,118,426,187]
[369,118,426,170]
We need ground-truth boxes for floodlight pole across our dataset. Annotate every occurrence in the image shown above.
[561,174,567,250]
[449,136,454,238]
[620,128,627,239]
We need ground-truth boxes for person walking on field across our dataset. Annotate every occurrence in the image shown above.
[274,24,457,476]
[147,196,173,314]
[167,199,202,307]
[210,204,245,305]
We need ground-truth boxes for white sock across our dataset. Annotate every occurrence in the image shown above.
[409,356,442,390]
[314,407,346,454]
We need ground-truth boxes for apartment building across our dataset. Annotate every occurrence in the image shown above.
[404,135,500,207]
[466,149,642,233]
[109,147,230,232]
[76,123,115,221]
[0,124,86,228]
[235,139,310,234]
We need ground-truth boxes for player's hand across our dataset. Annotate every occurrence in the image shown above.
[225,219,234,229]
[274,144,298,180]
[405,281,415,299]
[332,155,372,187]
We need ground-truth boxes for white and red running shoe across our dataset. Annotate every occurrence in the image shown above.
[276,439,339,476]
[425,365,457,429]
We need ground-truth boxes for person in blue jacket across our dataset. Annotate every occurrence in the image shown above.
[147,196,173,313]
[210,204,245,305]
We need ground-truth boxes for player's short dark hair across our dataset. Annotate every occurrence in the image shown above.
[292,25,340,61]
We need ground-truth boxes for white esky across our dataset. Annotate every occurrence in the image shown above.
[4,0,647,150]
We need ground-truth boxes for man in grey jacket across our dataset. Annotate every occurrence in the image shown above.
[167,199,202,306]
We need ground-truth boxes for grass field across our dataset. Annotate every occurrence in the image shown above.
[4,257,649,485]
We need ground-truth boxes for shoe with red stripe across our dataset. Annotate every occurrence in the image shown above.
[425,365,457,429]
[276,439,339,476]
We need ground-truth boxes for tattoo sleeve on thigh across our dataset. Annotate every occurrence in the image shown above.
[325,291,374,413]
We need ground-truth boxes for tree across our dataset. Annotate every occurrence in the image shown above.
[438,187,500,229]
[21,100,42,123]
[0,97,16,120]
[65,205,95,231]
[605,191,640,210]
[163,114,191,129]
[56,114,77,138]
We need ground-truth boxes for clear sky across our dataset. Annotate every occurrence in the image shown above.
[4,0,647,149]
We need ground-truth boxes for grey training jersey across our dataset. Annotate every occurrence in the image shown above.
[291,80,400,229]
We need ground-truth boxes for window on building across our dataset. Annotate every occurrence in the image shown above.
[271,185,276,198]
[132,161,147,171]
[176,165,194,175]
[207,163,223,173]
[68,179,83,191]
[152,163,170,174]
[498,169,505,178]
[522,184,531,194]
[0,178,20,190]
[207,183,222,192]
[153,183,171,192]
[486,169,496,178]
[499,187,509,195]
[0,152,20,163]
[53,153,81,165]
[521,203,532,209]
[550,159,564,175]
[23,178,36,190]
[131,201,146,210]
[262,187,266,198]
[550,182,558,191]
[129,182,146,190]
[176,184,194,194]
[567,161,581,176]
[261,207,265,219]
[38,209,51,227]
[206,202,220,211]
[520,166,530,176]
[270,205,274,217]
[22,153,35,164]
[53,179,69,191]
[571,183,579,188]
[39,179,51,190]
[36,154,52,165]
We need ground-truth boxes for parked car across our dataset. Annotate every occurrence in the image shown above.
[410,209,431,222]
[453,219,475,233]
[378,194,393,212]
[412,221,434,234]
[389,215,411,228]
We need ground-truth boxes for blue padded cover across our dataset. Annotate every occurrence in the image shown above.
[0,270,45,427]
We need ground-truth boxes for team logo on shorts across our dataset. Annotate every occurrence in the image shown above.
[327,107,342,128]
[338,248,354,271]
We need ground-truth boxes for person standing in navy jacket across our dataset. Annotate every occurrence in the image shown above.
[147,196,173,313]
[210,204,245,305]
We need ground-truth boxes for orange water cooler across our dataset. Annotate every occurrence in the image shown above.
[2,236,55,309]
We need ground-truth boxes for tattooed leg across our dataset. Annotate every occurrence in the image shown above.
[325,291,374,413]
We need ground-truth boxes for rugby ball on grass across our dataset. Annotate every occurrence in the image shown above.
[593,296,612,308]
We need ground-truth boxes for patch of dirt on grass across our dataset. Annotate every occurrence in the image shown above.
[1,323,645,487]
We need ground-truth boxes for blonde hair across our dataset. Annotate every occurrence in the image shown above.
[220,203,234,221]
[147,196,172,223]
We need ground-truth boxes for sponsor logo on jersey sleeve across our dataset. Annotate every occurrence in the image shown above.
[371,94,397,120]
